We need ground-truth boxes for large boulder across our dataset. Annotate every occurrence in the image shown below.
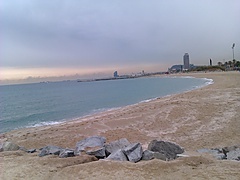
[105,138,131,156]
[106,149,128,161]
[38,145,63,157]
[2,141,20,151]
[148,140,184,160]
[123,143,143,163]
[85,146,106,159]
[75,136,106,156]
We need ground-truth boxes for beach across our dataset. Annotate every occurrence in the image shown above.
[1,71,240,179]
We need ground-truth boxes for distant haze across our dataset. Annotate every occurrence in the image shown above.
[1,0,239,84]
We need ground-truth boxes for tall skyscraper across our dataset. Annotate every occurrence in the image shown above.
[183,53,190,70]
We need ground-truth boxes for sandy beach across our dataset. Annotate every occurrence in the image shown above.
[1,71,240,179]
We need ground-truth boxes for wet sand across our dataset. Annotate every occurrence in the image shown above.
[1,71,240,179]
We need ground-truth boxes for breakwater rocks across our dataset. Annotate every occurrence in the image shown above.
[1,136,240,163]
[0,136,184,163]
[197,145,240,161]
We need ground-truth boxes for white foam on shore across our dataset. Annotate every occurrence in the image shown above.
[27,121,64,128]
[22,76,214,130]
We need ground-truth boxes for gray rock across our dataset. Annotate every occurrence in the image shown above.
[197,148,226,160]
[38,146,63,157]
[141,150,154,160]
[19,146,28,152]
[2,141,20,151]
[59,149,75,158]
[86,147,106,159]
[227,148,240,161]
[105,138,131,156]
[223,145,240,156]
[75,136,106,155]
[27,149,37,153]
[123,143,143,163]
[154,152,167,161]
[148,140,184,160]
[106,149,128,161]
[0,142,3,152]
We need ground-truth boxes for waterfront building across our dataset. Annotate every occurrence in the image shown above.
[113,71,118,78]
[183,53,190,70]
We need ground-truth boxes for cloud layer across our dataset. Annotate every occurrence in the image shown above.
[1,0,240,81]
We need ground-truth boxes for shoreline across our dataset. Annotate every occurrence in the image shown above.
[1,75,213,134]
[1,71,240,179]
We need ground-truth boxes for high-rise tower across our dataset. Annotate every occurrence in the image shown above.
[183,53,190,70]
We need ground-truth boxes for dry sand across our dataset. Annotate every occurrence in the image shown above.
[1,71,240,179]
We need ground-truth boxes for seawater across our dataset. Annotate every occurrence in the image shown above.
[0,76,213,133]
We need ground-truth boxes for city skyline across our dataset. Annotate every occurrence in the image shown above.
[1,0,239,84]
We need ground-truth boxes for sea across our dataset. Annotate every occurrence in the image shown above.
[0,76,213,133]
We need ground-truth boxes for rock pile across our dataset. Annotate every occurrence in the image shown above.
[0,136,185,163]
[197,145,240,161]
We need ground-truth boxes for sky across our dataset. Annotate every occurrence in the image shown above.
[0,0,240,84]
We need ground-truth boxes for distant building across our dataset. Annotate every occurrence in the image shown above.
[170,65,183,72]
[113,71,118,78]
[210,59,212,66]
[183,53,190,70]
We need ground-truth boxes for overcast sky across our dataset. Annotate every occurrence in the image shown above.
[0,0,239,83]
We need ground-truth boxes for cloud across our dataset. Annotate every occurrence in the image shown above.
[0,0,240,80]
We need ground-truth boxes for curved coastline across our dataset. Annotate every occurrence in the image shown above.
[2,71,240,179]
[19,76,214,132]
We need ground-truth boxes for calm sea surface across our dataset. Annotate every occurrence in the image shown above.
[0,76,212,133]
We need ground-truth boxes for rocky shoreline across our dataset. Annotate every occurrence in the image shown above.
[1,136,240,164]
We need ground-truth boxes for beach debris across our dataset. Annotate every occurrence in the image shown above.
[148,140,184,160]
[106,149,128,161]
[59,149,75,158]
[38,145,63,157]
[123,143,143,163]
[74,136,106,156]
[0,141,20,151]
[104,138,131,156]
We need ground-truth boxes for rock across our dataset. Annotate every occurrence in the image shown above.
[123,143,143,163]
[106,149,128,161]
[222,145,240,156]
[105,138,131,156]
[148,140,184,160]
[142,150,167,161]
[19,146,28,152]
[75,136,106,155]
[154,152,167,161]
[197,148,226,160]
[38,145,63,157]
[0,142,4,152]
[27,149,37,153]
[2,141,20,151]
[86,146,106,159]
[226,148,240,161]
[59,149,75,158]
[142,150,154,160]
